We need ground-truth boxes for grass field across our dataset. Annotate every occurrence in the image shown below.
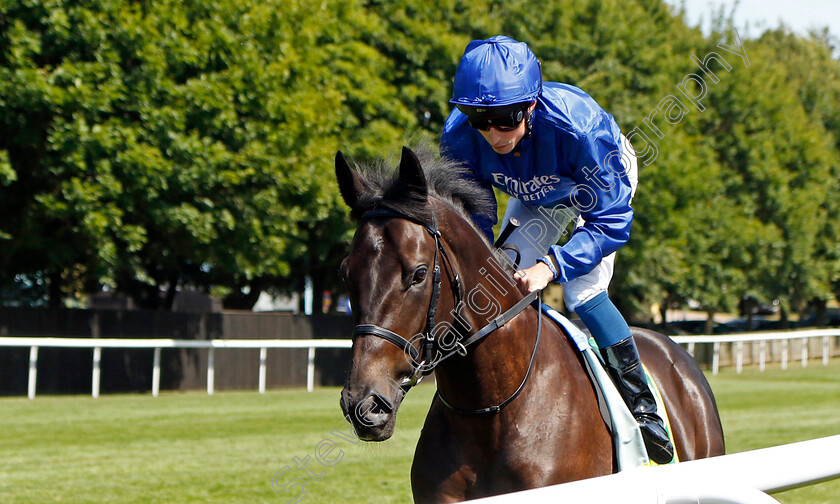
[0,362,838,503]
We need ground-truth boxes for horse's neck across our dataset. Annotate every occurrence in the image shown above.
[434,200,522,310]
[433,203,542,410]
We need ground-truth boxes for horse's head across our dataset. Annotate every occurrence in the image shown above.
[335,146,494,441]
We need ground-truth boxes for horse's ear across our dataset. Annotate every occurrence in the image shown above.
[398,146,428,199]
[335,150,366,211]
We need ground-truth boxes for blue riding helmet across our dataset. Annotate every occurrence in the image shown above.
[450,35,542,108]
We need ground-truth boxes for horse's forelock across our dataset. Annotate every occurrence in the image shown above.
[347,145,495,232]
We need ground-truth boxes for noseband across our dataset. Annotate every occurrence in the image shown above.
[351,206,541,407]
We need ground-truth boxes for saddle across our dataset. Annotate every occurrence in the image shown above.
[541,303,679,470]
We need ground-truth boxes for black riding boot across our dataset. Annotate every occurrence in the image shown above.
[601,337,675,464]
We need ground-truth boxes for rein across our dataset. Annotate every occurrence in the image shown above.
[352,206,542,415]
[436,295,542,415]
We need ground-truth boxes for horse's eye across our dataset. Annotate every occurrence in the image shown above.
[412,266,428,285]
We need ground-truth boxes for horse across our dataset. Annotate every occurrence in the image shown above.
[336,146,725,503]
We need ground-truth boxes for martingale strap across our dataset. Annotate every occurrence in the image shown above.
[436,294,543,416]
[431,289,539,369]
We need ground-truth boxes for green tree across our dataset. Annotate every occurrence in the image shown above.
[755,28,840,324]
[2,0,839,321]
[0,0,416,309]
[696,34,840,325]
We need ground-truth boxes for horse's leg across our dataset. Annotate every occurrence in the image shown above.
[633,329,726,460]
[411,408,471,504]
[500,334,615,484]
[411,327,617,502]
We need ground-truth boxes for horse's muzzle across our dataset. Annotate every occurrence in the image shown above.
[340,387,401,441]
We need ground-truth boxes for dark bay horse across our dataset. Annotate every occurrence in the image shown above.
[337,146,725,503]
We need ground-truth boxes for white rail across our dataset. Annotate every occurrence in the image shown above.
[672,328,840,375]
[0,328,836,398]
[0,337,352,399]
[470,435,840,504]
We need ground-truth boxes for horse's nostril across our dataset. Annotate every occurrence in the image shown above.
[371,392,395,414]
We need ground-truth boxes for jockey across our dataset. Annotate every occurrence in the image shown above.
[441,35,673,464]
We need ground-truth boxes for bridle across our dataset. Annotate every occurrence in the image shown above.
[351,206,542,415]
[353,207,463,389]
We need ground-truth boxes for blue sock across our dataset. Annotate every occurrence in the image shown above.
[574,291,632,349]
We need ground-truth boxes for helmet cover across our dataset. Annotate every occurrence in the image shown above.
[450,35,542,107]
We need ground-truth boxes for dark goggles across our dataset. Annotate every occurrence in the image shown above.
[456,103,530,131]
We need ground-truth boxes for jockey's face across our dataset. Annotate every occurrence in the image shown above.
[478,102,536,155]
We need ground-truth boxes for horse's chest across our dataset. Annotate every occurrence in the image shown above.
[415,401,612,499]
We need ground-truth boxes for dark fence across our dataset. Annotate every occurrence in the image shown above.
[0,307,353,396]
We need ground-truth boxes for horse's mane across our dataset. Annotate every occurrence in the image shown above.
[349,144,496,239]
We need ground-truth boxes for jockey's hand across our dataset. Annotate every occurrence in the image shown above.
[514,262,555,294]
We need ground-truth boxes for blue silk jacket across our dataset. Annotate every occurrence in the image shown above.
[441,82,634,283]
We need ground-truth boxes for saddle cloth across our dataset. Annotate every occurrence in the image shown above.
[541,304,679,469]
